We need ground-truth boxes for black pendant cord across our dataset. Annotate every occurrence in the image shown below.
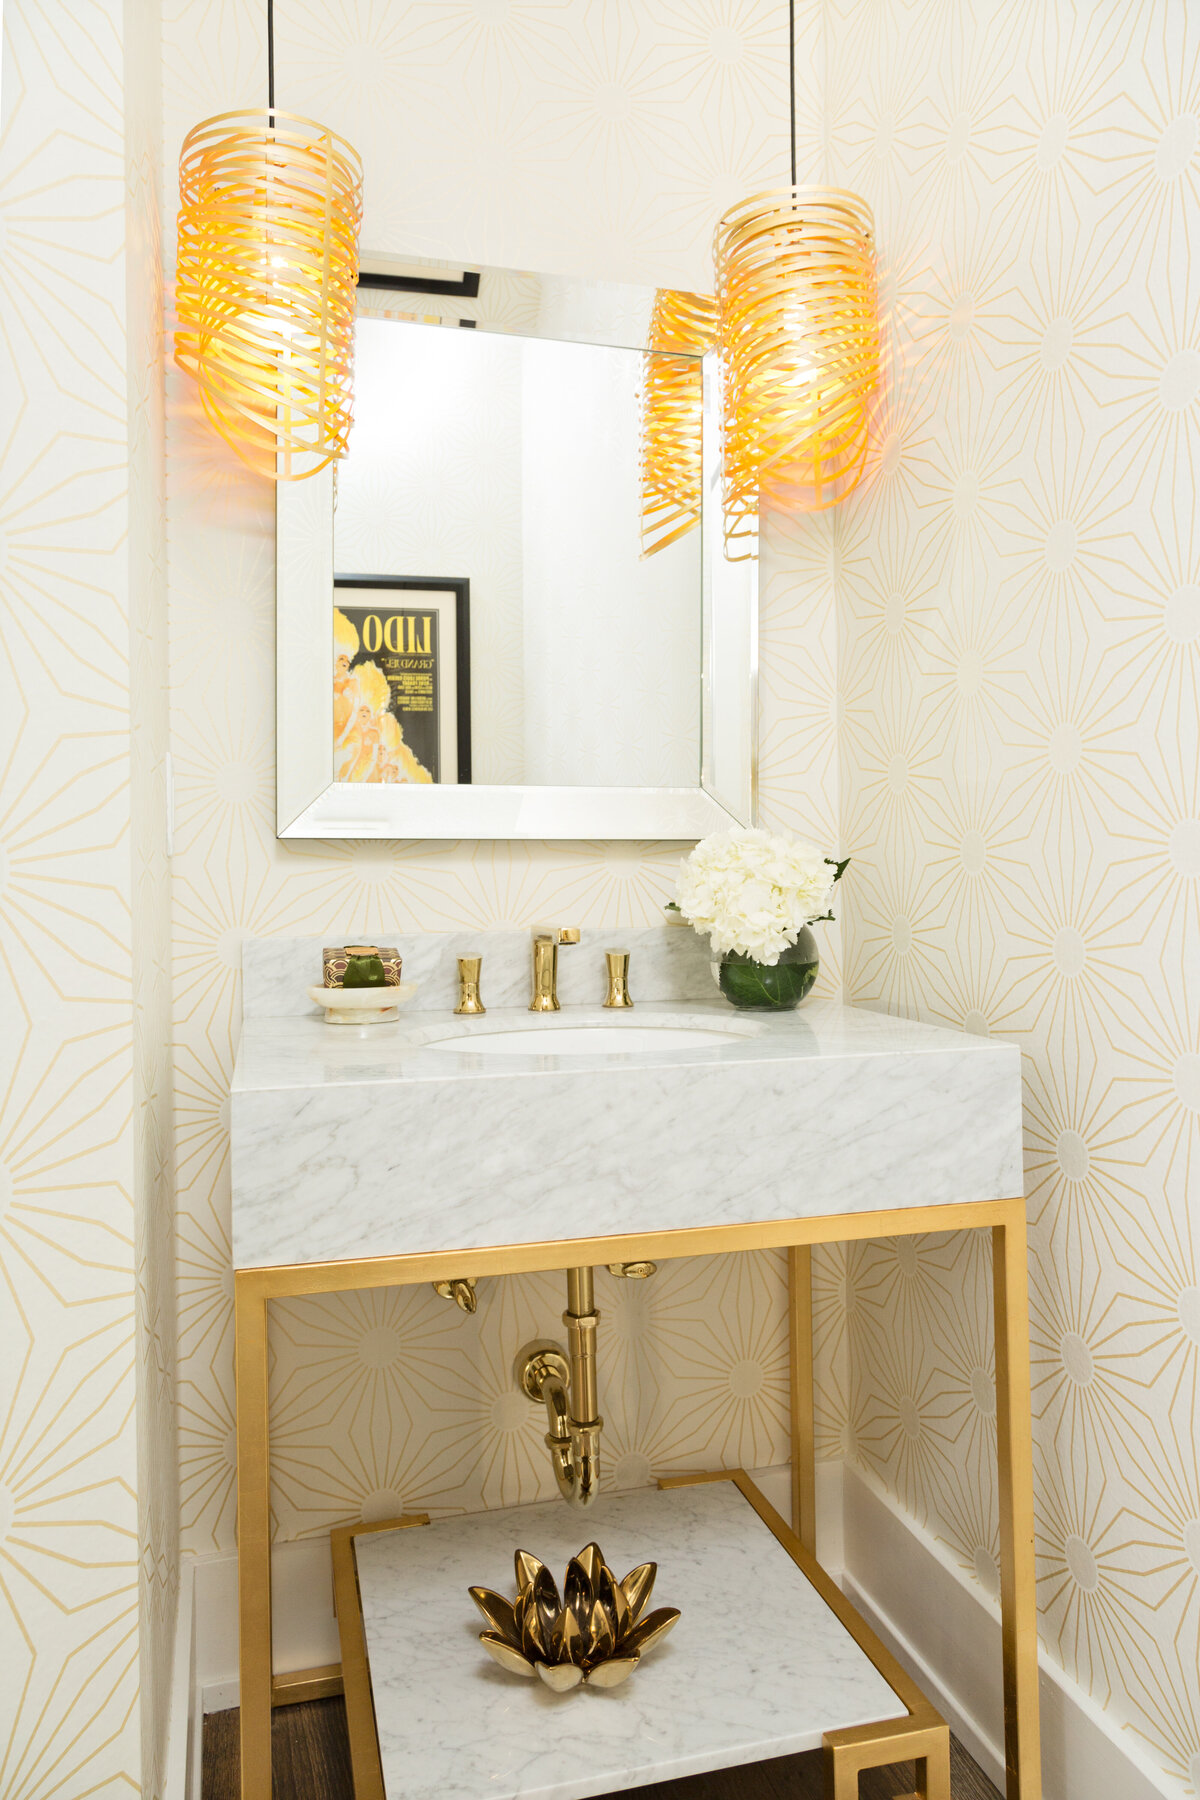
[788,0,796,188]
[267,0,275,111]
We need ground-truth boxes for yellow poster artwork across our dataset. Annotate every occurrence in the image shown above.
[333,606,435,784]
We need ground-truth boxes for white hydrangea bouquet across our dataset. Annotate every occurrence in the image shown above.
[670,828,848,1011]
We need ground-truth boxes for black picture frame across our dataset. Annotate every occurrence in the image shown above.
[334,574,472,785]
[357,268,481,299]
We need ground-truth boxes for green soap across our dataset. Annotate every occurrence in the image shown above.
[343,955,387,988]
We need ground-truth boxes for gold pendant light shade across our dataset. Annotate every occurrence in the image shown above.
[175,109,364,481]
[639,289,719,557]
[714,187,879,556]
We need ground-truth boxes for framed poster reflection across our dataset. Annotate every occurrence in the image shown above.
[333,576,471,785]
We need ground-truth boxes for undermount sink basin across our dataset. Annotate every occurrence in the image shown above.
[426,1023,742,1055]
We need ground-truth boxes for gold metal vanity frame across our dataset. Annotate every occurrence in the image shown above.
[235,1195,1041,1800]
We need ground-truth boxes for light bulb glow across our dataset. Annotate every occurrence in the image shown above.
[715,186,879,557]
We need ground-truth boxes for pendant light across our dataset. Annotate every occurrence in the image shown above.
[174,1,364,481]
[714,1,879,557]
[640,288,719,557]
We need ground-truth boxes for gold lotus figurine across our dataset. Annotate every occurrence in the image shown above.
[469,1541,680,1692]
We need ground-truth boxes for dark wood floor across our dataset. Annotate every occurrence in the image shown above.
[203,1697,1002,1800]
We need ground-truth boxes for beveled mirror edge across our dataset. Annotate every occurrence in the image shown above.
[356,250,704,356]
[275,467,755,840]
[277,782,745,842]
[276,465,336,834]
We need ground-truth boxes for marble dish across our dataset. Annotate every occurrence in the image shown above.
[307,982,417,1025]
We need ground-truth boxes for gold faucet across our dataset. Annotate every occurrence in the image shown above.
[529,927,580,1011]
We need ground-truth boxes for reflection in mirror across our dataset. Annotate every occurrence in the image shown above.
[334,575,471,785]
[333,318,701,788]
[275,258,756,842]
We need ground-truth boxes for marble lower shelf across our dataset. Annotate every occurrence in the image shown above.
[333,1474,916,1800]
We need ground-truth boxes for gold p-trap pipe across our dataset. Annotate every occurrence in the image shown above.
[514,1266,602,1508]
[562,1265,601,1507]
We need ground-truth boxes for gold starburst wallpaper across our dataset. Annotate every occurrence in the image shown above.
[827,1,1200,1792]
[4,3,1194,1800]
[0,0,174,1795]
[5,1,1194,1795]
[156,3,1200,1795]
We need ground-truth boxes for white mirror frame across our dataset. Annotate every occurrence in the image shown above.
[275,340,757,840]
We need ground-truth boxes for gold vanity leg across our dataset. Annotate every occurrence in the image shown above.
[788,1244,816,1553]
[823,1719,949,1800]
[823,1737,854,1800]
[993,1202,1042,1799]
[235,1273,273,1800]
[915,1725,952,1799]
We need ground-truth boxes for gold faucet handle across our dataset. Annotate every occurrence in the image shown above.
[603,949,633,1009]
[556,928,581,945]
[455,955,485,1015]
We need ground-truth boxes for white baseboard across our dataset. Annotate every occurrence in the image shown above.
[195,1534,342,1711]
[840,1462,1179,1800]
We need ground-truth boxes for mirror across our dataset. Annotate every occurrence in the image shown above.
[276,259,756,840]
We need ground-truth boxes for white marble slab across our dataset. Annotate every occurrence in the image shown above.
[241,925,715,1017]
[230,991,1022,1270]
[354,1480,900,1800]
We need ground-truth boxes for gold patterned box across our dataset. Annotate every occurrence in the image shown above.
[322,945,404,988]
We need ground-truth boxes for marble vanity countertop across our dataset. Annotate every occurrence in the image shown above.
[230,997,1022,1271]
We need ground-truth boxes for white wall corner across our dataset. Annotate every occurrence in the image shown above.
[164,1557,195,1800]
[746,1460,844,1579]
[839,1463,1182,1800]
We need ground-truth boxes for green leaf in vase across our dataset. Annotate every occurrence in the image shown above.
[718,942,818,1011]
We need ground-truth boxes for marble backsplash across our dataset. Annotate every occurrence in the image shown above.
[242,923,717,1018]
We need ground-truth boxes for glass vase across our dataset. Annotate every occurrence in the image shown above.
[715,927,819,1012]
